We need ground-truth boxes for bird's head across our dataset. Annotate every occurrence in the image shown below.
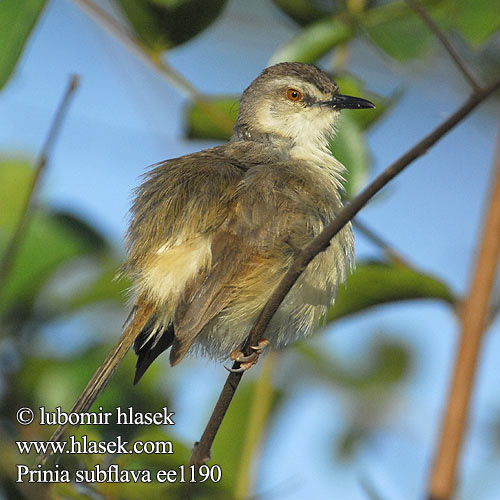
[233,62,375,150]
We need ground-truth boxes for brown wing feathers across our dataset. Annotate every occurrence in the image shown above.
[169,231,244,365]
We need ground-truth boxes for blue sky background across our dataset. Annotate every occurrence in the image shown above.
[1,0,500,499]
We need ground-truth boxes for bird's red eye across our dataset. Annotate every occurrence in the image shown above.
[287,88,303,102]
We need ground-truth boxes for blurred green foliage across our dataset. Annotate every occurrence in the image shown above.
[272,0,500,61]
[328,260,455,322]
[0,161,110,326]
[271,0,333,26]
[1,0,499,499]
[186,96,240,141]
[270,17,353,64]
[115,0,227,51]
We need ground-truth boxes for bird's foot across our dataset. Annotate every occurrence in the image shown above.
[250,338,270,353]
[226,339,269,372]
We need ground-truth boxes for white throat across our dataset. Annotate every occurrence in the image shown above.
[287,111,345,189]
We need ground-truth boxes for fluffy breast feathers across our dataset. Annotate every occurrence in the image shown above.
[125,141,353,362]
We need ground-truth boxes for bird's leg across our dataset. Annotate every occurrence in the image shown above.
[227,339,269,372]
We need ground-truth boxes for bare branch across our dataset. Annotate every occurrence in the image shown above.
[190,76,500,466]
[428,125,500,500]
[0,75,79,298]
[407,0,483,91]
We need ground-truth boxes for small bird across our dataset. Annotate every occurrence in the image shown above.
[45,62,374,449]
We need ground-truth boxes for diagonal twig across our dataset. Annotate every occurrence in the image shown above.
[0,75,79,298]
[71,0,200,100]
[427,124,500,500]
[406,0,482,91]
[70,0,234,134]
[190,76,500,466]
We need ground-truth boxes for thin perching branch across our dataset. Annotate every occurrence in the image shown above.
[407,0,483,91]
[0,75,79,298]
[190,75,500,466]
[427,126,500,500]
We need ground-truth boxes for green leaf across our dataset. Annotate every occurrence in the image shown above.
[364,6,432,61]
[330,113,370,198]
[361,0,453,62]
[0,212,104,322]
[270,17,353,65]
[453,0,500,46]
[327,260,456,323]
[185,96,238,141]
[51,211,108,253]
[271,0,332,26]
[0,0,46,90]
[115,0,227,51]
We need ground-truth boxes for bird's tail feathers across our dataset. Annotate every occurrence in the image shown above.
[38,299,154,465]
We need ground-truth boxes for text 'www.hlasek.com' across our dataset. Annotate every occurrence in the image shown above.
[15,406,221,484]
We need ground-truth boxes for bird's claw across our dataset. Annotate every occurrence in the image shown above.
[224,364,248,373]
[250,338,270,352]
[230,350,259,363]
[226,338,269,372]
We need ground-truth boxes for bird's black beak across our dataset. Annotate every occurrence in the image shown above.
[319,93,375,110]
